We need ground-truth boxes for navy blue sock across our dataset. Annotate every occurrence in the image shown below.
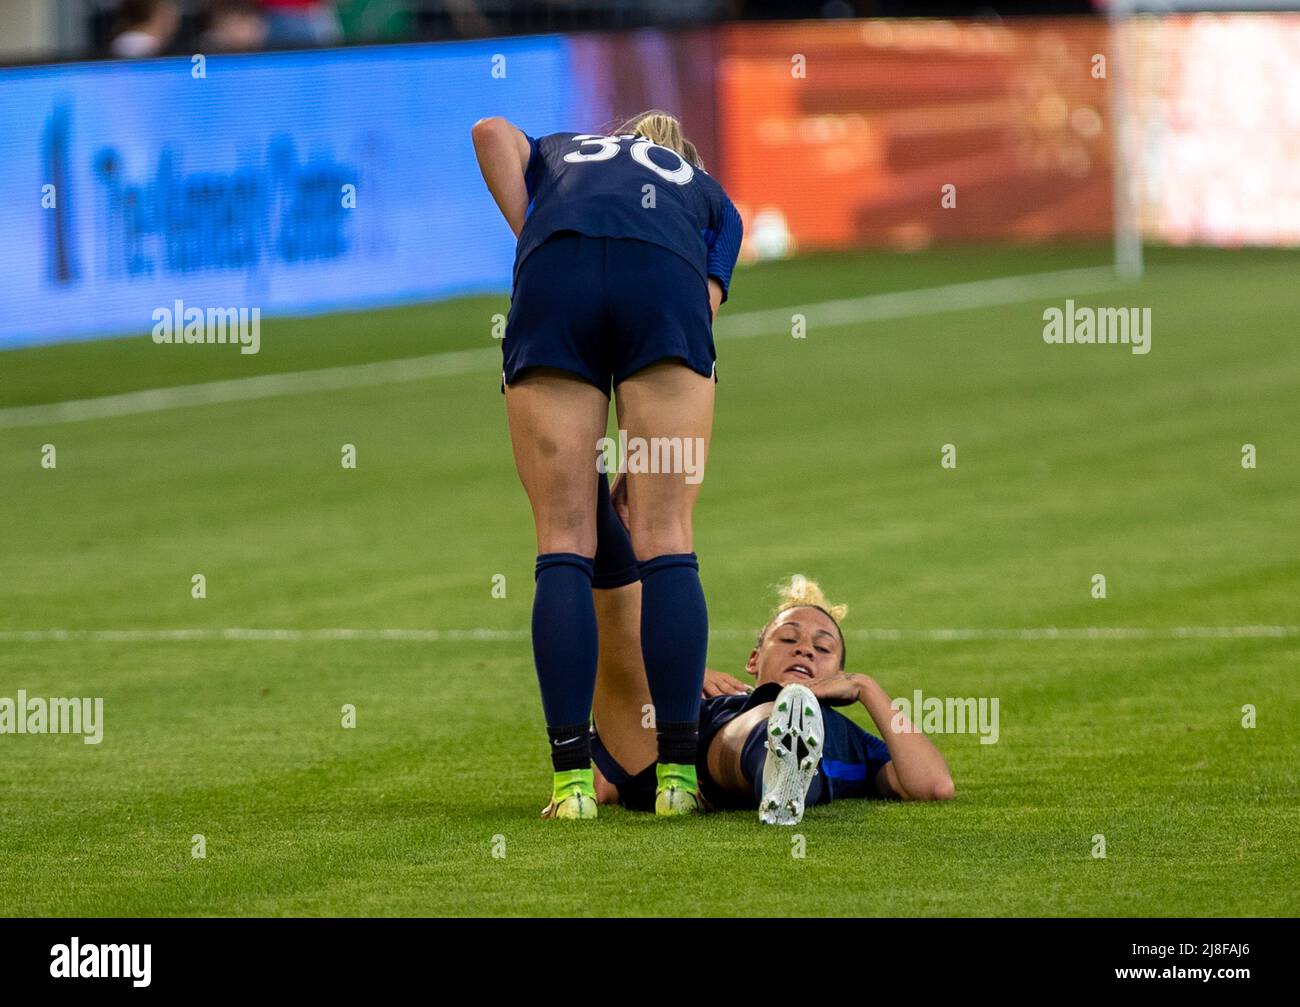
[532,553,597,768]
[741,719,826,807]
[592,473,640,590]
[638,552,707,761]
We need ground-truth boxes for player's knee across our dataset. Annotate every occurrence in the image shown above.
[628,511,692,561]
[471,115,508,139]
[536,505,596,557]
[630,533,691,562]
[929,776,956,802]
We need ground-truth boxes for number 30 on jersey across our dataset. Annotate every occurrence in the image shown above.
[563,134,695,185]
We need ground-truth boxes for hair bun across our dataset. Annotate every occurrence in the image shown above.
[774,574,848,622]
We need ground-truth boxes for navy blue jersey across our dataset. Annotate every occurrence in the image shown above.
[698,691,894,803]
[516,131,744,302]
[817,706,893,801]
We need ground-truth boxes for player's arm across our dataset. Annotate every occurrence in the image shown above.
[809,674,955,801]
[707,278,724,323]
[705,197,743,322]
[857,676,954,801]
[471,116,532,238]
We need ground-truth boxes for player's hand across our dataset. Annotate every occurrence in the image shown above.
[609,473,630,531]
[806,673,862,707]
[702,668,752,698]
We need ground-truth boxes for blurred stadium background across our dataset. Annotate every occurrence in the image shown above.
[5,0,1300,344]
[1,1,1297,917]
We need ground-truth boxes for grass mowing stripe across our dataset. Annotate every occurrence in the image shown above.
[1,626,1296,642]
[0,265,1126,430]
[2,246,1296,916]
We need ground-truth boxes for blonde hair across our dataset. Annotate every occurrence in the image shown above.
[613,109,703,170]
[758,575,849,668]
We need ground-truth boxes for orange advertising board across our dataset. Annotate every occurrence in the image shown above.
[716,19,1114,257]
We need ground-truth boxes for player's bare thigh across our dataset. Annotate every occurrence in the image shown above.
[613,362,714,560]
[706,702,774,796]
[503,368,608,555]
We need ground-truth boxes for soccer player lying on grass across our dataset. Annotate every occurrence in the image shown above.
[545,474,955,823]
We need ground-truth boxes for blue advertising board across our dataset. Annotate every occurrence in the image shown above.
[0,38,594,347]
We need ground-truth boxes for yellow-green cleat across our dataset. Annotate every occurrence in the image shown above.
[654,763,704,816]
[540,768,598,820]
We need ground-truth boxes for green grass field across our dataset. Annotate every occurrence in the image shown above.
[1,244,1297,916]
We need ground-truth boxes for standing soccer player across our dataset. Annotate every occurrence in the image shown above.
[471,111,743,818]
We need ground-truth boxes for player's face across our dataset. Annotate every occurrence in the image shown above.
[748,607,843,687]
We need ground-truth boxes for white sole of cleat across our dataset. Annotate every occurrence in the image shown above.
[759,684,825,826]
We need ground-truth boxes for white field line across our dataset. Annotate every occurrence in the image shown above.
[0,266,1123,430]
[714,265,1120,340]
[0,347,499,430]
[0,625,1295,644]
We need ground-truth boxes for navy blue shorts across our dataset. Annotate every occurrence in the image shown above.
[503,231,716,393]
